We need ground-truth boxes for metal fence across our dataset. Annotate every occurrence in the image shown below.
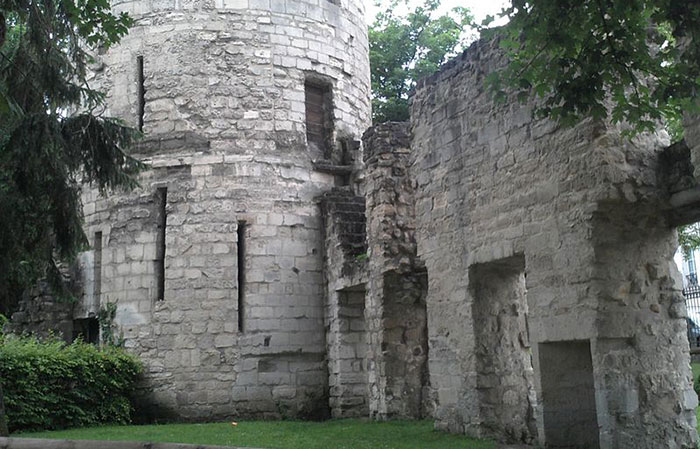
[684,282,700,348]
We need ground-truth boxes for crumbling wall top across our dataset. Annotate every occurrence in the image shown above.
[362,122,411,164]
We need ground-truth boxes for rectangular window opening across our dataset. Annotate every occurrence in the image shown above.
[137,55,145,132]
[155,187,167,301]
[237,221,246,333]
[94,231,102,301]
[305,80,333,159]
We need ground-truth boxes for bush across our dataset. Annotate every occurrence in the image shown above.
[0,335,142,432]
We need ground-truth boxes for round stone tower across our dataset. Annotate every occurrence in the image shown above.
[81,0,370,420]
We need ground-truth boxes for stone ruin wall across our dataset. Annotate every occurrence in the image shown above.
[6,282,75,342]
[362,124,429,420]
[409,37,697,447]
[319,187,368,418]
[319,124,431,421]
[5,5,700,446]
[76,0,371,420]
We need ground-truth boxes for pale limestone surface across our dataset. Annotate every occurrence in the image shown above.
[410,38,697,447]
[80,0,370,420]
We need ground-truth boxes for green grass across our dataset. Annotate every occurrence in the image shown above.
[692,362,700,382]
[16,419,495,449]
[18,365,700,448]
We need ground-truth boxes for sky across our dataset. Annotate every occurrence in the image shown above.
[364,0,510,26]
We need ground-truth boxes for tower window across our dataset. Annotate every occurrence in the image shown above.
[94,231,102,300]
[305,80,333,157]
[155,187,167,301]
[237,221,247,333]
[137,56,145,132]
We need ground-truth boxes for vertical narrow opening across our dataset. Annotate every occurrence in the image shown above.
[94,231,102,301]
[305,80,333,159]
[137,55,145,132]
[237,220,246,333]
[155,187,167,301]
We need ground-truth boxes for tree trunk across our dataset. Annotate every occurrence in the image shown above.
[0,382,8,436]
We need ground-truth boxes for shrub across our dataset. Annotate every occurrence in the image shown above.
[0,335,142,432]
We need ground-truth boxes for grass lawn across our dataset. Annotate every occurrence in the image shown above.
[17,419,495,449]
[16,364,700,448]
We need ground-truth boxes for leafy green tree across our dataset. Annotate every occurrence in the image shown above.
[369,0,473,123]
[679,223,700,260]
[0,384,6,436]
[487,0,699,138]
[0,1,142,317]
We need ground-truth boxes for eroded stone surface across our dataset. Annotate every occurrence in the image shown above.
[80,0,369,420]
[6,10,700,448]
[410,38,697,447]
[363,123,429,420]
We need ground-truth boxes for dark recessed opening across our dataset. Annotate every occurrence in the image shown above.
[155,187,167,301]
[72,317,99,345]
[539,340,599,448]
[94,231,102,300]
[137,56,145,132]
[237,221,247,333]
[305,80,333,159]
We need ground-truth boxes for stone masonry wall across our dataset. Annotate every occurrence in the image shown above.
[6,261,95,343]
[470,255,535,443]
[6,281,74,342]
[319,188,368,418]
[410,37,697,447]
[362,123,430,419]
[684,113,700,180]
[77,0,371,420]
[90,0,369,159]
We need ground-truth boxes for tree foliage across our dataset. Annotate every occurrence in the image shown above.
[487,0,700,137]
[369,0,473,123]
[0,0,142,315]
[679,223,700,260]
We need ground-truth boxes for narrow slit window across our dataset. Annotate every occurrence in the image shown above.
[94,231,102,300]
[237,220,246,333]
[155,187,167,301]
[137,56,145,132]
[305,81,333,156]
